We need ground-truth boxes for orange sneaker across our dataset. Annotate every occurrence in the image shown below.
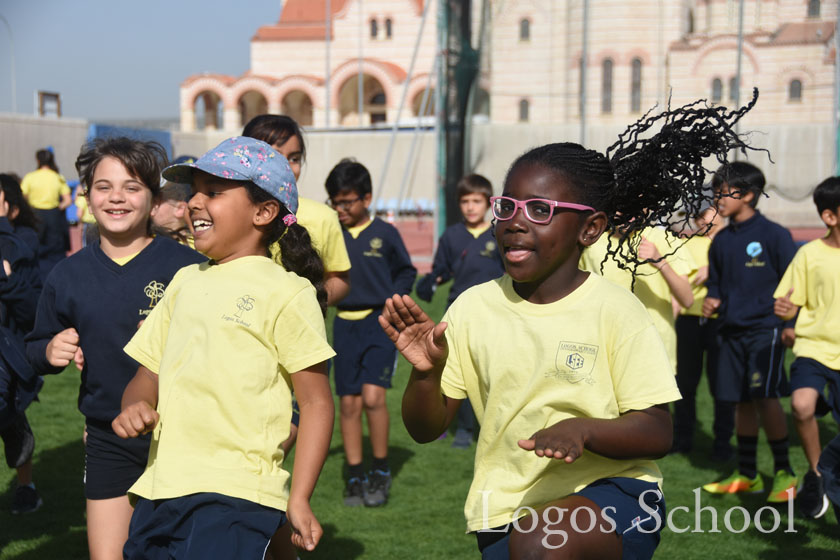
[702,471,764,494]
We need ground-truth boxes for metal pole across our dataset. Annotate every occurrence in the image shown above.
[580,0,588,145]
[734,0,744,136]
[0,15,16,113]
[325,0,331,127]
[358,0,364,124]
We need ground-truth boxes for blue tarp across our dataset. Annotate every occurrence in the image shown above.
[87,124,173,159]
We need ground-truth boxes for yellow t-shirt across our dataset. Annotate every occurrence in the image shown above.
[774,238,840,369]
[581,227,696,368]
[440,273,681,532]
[270,197,351,274]
[20,168,71,210]
[74,193,97,225]
[680,236,711,317]
[124,256,335,510]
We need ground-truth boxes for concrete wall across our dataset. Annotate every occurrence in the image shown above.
[1,113,830,228]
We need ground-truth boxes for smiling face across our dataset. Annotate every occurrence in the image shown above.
[459,193,490,227]
[272,134,303,181]
[189,171,277,264]
[495,163,605,302]
[87,156,155,242]
[330,188,371,228]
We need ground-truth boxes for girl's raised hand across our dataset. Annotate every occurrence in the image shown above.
[379,294,448,373]
[518,418,587,464]
[111,401,159,438]
[286,499,323,552]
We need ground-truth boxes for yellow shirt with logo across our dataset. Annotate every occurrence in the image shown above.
[20,168,71,210]
[774,238,840,370]
[270,197,351,275]
[440,273,681,532]
[581,227,696,368]
[124,256,335,510]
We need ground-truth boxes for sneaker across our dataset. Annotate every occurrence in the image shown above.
[767,470,798,503]
[11,485,42,514]
[452,428,472,449]
[798,470,830,518]
[702,471,763,494]
[1,413,35,469]
[363,469,392,507]
[343,477,365,507]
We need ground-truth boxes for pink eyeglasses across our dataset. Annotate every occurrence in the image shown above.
[490,196,595,224]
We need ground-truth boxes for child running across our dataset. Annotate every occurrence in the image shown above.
[702,161,798,503]
[380,96,758,559]
[112,137,335,559]
[773,176,840,518]
[416,173,504,448]
[25,138,204,559]
[326,159,416,507]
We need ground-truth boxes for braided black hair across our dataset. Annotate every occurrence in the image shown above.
[505,89,765,278]
[244,183,327,315]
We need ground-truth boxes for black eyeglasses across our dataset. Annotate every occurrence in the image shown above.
[327,196,362,210]
[490,196,595,224]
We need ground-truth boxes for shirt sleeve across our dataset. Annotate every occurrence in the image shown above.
[388,228,418,296]
[610,323,682,412]
[320,210,351,274]
[428,231,453,283]
[439,307,468,400]
[273,284,336,374]
[773,248,806,307]
[24,278,67,376]
[58,175,71,197]
[773,229,799,328]
[705,237,721,300]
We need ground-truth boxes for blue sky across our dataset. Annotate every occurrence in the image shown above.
[0,0,282,120]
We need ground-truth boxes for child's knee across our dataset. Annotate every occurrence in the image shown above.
[791,389,818,420]
[361,386,387,411]
[339,395,363,417]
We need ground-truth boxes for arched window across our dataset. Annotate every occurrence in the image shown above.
[630,58,642,113]
[729,76,738,102]
[370,18,378,39]
[519,18,530,41]
[808,0,821,18]
[385,18,393,38]
[687,9,695,34]
[711,78,723,103]
[789,79,803,102]
[518,99,530,122]
[601,58,613,114]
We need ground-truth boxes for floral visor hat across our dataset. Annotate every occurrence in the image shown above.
[162,136,298,214]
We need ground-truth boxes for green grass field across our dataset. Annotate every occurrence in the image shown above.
[2,285,839,558]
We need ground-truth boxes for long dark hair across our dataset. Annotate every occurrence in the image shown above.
[244,183,327,314]
[0,173,39,230]
[242,115,306,161]
[36,149,59,173]
[505,89,764,276]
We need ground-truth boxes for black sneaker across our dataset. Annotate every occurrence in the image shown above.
[344,477,365,507]
[363,469,392,507]
[1,413,35,469]
[798,470,829,519]
[11,485,42,514]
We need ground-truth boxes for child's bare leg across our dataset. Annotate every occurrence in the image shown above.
[755,397,788,440]
[16,460,33,485]
[266,522,297,560]
[340,394,364,465]
[362,384,389,460]
[86,496,133,560]
[508,495,622,560]
[736,401,759,436]
[791,388,821,471]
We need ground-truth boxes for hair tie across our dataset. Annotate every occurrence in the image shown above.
[283,214,297,227]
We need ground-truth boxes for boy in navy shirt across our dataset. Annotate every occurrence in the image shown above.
[416,174,503,448]
[701,162,798,503]
[325,159,416,507]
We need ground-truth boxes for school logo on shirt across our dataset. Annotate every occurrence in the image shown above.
[548,341,599,384]
[745,241,766,268]
[221,294,255,327]
[480,241,497,257]
[139,281,166,316]
[364,237,384,258]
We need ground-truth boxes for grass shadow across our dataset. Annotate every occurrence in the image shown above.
[299,523,365,559]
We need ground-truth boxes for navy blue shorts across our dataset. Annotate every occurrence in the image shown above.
[290,396,301,427]
[125,493,285,560]
[790,357,840,423]
[333,312,397,396]
[475,477,665,560]
[84,420,150,500]
[716,328,790,402]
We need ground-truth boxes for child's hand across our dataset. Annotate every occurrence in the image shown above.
[518,419,586,463]
[379,294,448,373]
[638,238,662,262]
[286,499,322,552]
[692,265,709,287]
[111,401,159,438]
[702,297,720,318]
[74,347,85,371]
[46,327,80,367]
[2,259,10,276]
[774,288,798,320]
[781,327,796,348]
